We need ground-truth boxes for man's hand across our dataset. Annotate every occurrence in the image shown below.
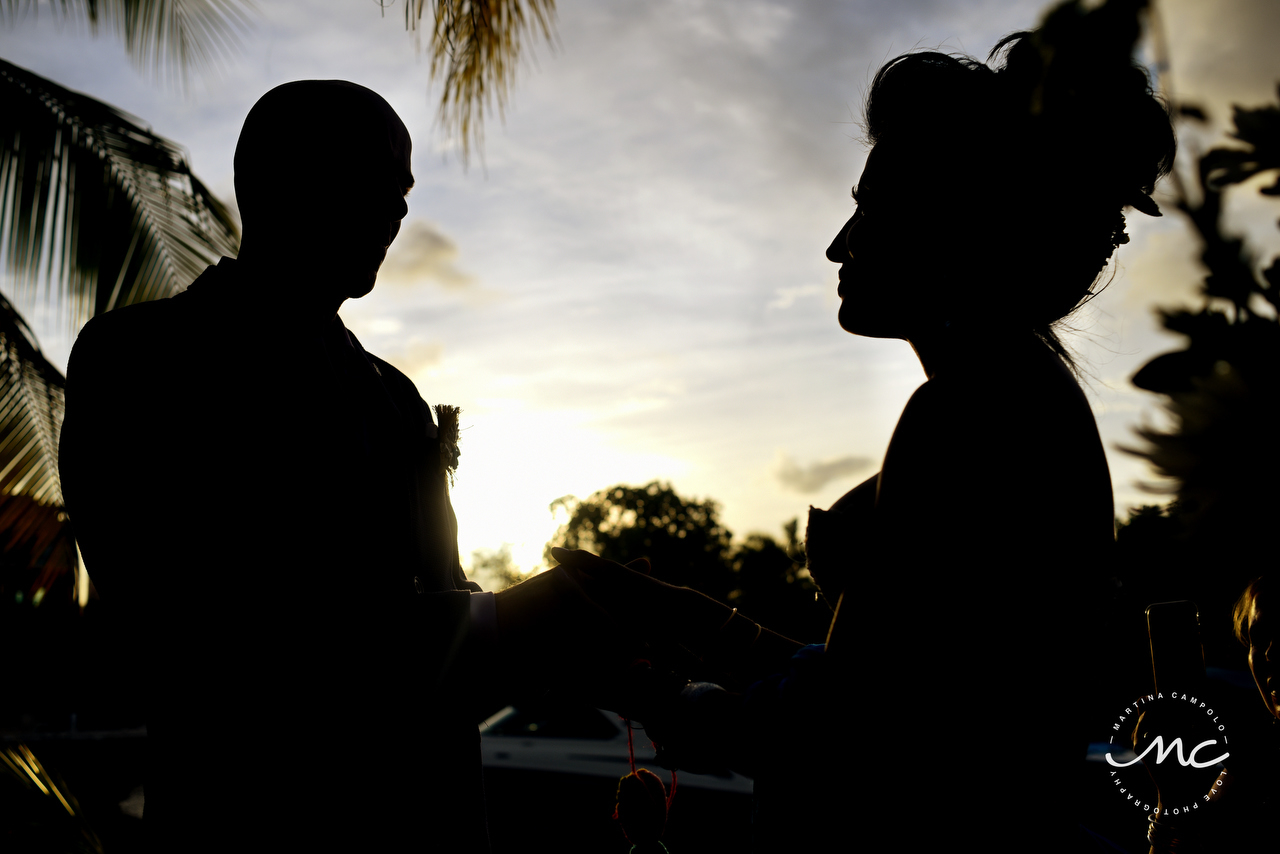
[493,566,596,645]
[550,547,731,640]
[552,547,806,684]
[490,564,651,697]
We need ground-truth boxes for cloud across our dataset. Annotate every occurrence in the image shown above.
[772,451,873,494]
[379,220,473,288]
[380,340,444,377]
[767,284,823,310]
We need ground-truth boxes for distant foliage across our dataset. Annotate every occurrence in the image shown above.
[1121,90,1280,665]
[1128,93,1280,548]
[470,543,523,591]
[547,482,734,596]
[546,482,829,643]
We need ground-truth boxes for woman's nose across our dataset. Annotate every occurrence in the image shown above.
[826,213,859,263]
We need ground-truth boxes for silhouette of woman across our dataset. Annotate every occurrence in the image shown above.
[559,4,1176,850]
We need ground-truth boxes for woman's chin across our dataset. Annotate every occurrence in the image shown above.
[838,303,900,339]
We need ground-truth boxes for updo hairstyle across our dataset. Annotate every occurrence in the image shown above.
[862,1,1176,358]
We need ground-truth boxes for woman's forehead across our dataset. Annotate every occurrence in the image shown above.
[860,138,948,191]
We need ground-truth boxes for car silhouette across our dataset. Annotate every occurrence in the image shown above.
[479,703,753,794]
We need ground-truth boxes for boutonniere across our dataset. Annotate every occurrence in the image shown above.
[435,404,461,487]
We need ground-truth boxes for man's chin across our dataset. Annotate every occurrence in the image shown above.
[330,257,381,300]
[346,273,378,300]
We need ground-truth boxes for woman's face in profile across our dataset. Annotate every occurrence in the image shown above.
[1244,598,1277,719]
[826,140,959,340]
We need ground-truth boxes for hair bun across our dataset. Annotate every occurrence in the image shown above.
[856,0,1178,355]
[993,1,1175,205]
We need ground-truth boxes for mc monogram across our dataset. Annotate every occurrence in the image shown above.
[1105,736,1229,769]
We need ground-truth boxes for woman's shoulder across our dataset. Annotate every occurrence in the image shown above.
[879,338,1112,526]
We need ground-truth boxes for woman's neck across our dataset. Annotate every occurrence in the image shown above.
[908,326,1049,381]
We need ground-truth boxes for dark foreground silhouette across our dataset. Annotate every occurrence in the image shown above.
[559,3,1178,851]
[58,80,609,853]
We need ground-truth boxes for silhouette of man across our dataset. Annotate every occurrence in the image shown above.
[60,81,579,852]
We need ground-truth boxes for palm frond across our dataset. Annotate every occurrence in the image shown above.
[0,0,255,86]
[402,0,557,166]
[1,744,104,852]
[0,57,241,332]
[0,292,64,506]
[0,292,78,601]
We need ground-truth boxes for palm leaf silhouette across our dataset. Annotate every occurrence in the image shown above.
[0,59,239,601]
[402,0,557,165]
[0,291,78,598]
[0,57,240,329]
[0,292,64,505]
[0,0,254,87]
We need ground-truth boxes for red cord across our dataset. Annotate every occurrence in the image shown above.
[624,715,637,773]
[649,737,677,810]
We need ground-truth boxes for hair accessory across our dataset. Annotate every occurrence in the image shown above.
[1111,211,1131,248]
[1128,192,1163,217]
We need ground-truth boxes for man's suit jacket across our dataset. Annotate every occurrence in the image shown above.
[59,258,490,852]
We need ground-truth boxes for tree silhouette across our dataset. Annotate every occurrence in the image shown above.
[726,520,827,643]
[546,482,830,643]
[1123,91,1280,667]
[547,481,735,599]
[469,543,523,591]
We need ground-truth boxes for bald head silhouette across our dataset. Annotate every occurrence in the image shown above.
[234,80,414,305]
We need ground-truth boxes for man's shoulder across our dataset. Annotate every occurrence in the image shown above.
[71,261,232,363]
[354,347,440,438]
[367,353,415,392]
[69,299,187,373]
[339,325,431,407]
[78,297,181,338]
[366,352,432,405]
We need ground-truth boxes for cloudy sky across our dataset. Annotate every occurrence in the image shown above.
[3,0,1278,577]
